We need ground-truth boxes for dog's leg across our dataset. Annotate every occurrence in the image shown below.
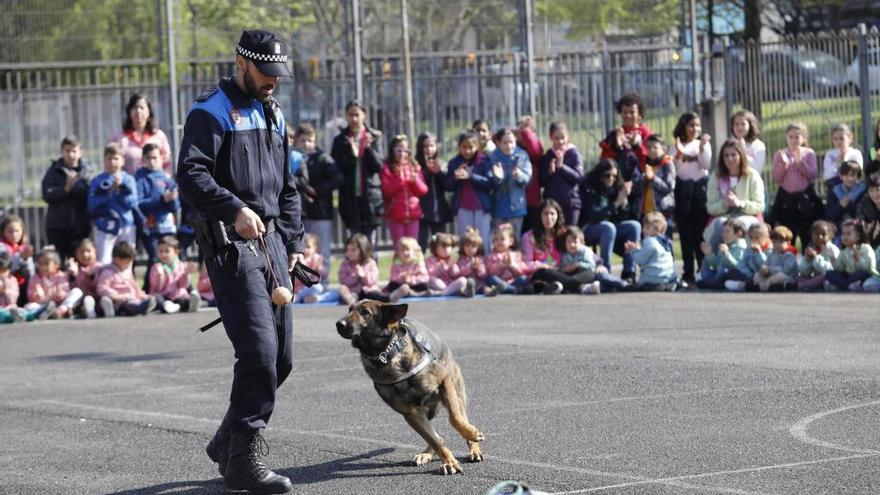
[439,366,485,463]
[413,446,435,466]
[403,413,462,474]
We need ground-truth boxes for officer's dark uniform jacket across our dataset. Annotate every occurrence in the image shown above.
[177,77,304,254]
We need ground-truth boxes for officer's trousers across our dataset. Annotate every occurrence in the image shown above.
[205,231,294,434]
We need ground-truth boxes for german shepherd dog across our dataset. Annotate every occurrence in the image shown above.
[335,300,484,474]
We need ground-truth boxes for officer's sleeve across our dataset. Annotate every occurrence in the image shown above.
[277,133,305,255]
[176,109,247,223]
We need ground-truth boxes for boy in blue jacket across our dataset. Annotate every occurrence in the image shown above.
[724,223,770,292]
[624,212,677,291]
[136,142,180,264]
[89,142,138,264]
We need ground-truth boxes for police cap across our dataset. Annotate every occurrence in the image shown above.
[236,29,292,78]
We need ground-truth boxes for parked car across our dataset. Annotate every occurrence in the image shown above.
[845,47,880,94]
[732,48,850,101]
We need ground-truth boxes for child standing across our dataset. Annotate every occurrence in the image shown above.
[385,236,431,302]
[149,236,200,313]
[866,119,880,179]
[825,219,877,292]
[337,233,382,306]
[630,134,676,223]
[473,119,496,154]
[797,220,839,291]
[540,122,584,226]
[96,242,157,317]
[456,227,488,293]
[41,134,93,264]
[730,110,767,175]
[415,132,452,251]
[823,123,863,187]
[89,142,138,264]
[600,92,653,176]
[445,130,494,247]
[771,122,820,251]
[293,234,326,304]
[381,135,428,248]
[671,112,712,286]
[489,128,532,235]
[752,226,798,291]
[624,212,677,291]
[0,214,35,306]
[27,248,85,319]
[294,123,343,281]
[73,239,100,318]
[515,116,545,235]
[484,224,529,296]
[136,142,179,264]
[826,160,866,230]
[696,218,748,290]
[857,173,880,248]
[426,233,474,297]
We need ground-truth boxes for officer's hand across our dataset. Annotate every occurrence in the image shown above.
[288,252,305,273]
[234,207,265,240]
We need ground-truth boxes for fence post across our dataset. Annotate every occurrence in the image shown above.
[722,36,733,121]
[165,0,180,167]
[523,0,537,115]
[858,23,872,155]
[352,0,364,102]
[601,39,613,133]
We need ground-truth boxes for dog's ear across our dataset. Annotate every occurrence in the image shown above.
[382,303,408,326]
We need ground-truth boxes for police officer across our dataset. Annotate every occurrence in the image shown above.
[177,30,303,494]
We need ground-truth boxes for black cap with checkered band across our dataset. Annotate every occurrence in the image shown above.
[236,29,292,78]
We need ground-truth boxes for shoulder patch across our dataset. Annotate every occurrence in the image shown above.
[195,88,219,103]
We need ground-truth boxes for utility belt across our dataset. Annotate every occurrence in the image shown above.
[188,212,276,258]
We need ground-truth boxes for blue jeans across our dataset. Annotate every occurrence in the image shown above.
[486,275,530,294]
[583,220,641,275]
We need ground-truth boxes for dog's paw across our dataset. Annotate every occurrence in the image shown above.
[413,453,434,466]
[467,443,483,463]
[440,458,463,475]
[473,430,486,442]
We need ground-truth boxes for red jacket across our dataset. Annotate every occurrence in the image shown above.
[518,127,545,208]
[380,162,428,223]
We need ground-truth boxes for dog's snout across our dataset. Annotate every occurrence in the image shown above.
[336,318,351,338]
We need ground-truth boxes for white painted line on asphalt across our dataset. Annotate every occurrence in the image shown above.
[550,453,877,494]
[789,399,880,454]
[11,399,776,495]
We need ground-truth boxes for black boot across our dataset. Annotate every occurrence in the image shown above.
[224,430,292,494]
[205,432,229,476]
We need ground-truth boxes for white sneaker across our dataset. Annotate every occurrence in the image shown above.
[188,292,202,312]
[162,300,181,314]
[580,281,601,295]
[724,280,746,292]
[82,296,97,319]
[99,296,115,318]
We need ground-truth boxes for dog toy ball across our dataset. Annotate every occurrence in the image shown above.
[272,286,293,305]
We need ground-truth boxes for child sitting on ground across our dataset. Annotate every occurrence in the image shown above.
[797,220,839,291]
[27,248,85,319]
[426,233,475,298]
[294,233,326,304]
[386,236,431,302]
[198,264,216,307]
[825,219,877,292]
[624,212,677,291]
[485,223,529,296]
[560,225,628,294]
[149,236,200,313]
[96,242,157,317]
[456,227,488,294]
[73,239,100,318]
[0,214,35,306]
[337,234,383,305]
[697,218,748,290]
[752,225,798,291]
[826,160,866,232]
[0,250,42,322]
[724,223,771,292]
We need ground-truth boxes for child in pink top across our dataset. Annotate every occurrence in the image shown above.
[27,248,84,319]
[771,122,820,251]
[294,233,326,304]
[485,223,529,295]
[381,135,428,248]
[96,241,157,317]
[197,265,215,307]
[1,214,35,306]
[0,249,43,322]
[426,233,474,297]
[337,233,382,305]
[456,227,488,291]
[72,239,101,318]
[149,236,199,313]
[386,236,430,302]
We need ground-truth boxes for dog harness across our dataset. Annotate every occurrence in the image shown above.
[367,322,437,385]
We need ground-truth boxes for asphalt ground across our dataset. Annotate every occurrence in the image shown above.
[1,292,879,495]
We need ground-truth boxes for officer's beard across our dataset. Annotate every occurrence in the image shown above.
[243,69,272,102]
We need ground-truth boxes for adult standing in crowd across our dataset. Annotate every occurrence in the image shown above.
[113,93,172,174]
[177,29,303,494]
[41,134,92,265]
[704,139,765,250]
[332,100,384,245]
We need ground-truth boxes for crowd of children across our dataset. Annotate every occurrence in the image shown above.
[3,92,880,324]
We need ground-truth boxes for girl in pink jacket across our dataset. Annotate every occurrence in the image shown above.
[381,135,428,248]
[27,248,84,319]
[293,233,326,304]
[456,227,488,292]
[425,233,474,297]
[96,241,156,317]
[337,233,382,305]
[149,236,199,313]
[73,239,101,318]
[386,236,430,302]
[0,249,45,322]
[485,224,529,296]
